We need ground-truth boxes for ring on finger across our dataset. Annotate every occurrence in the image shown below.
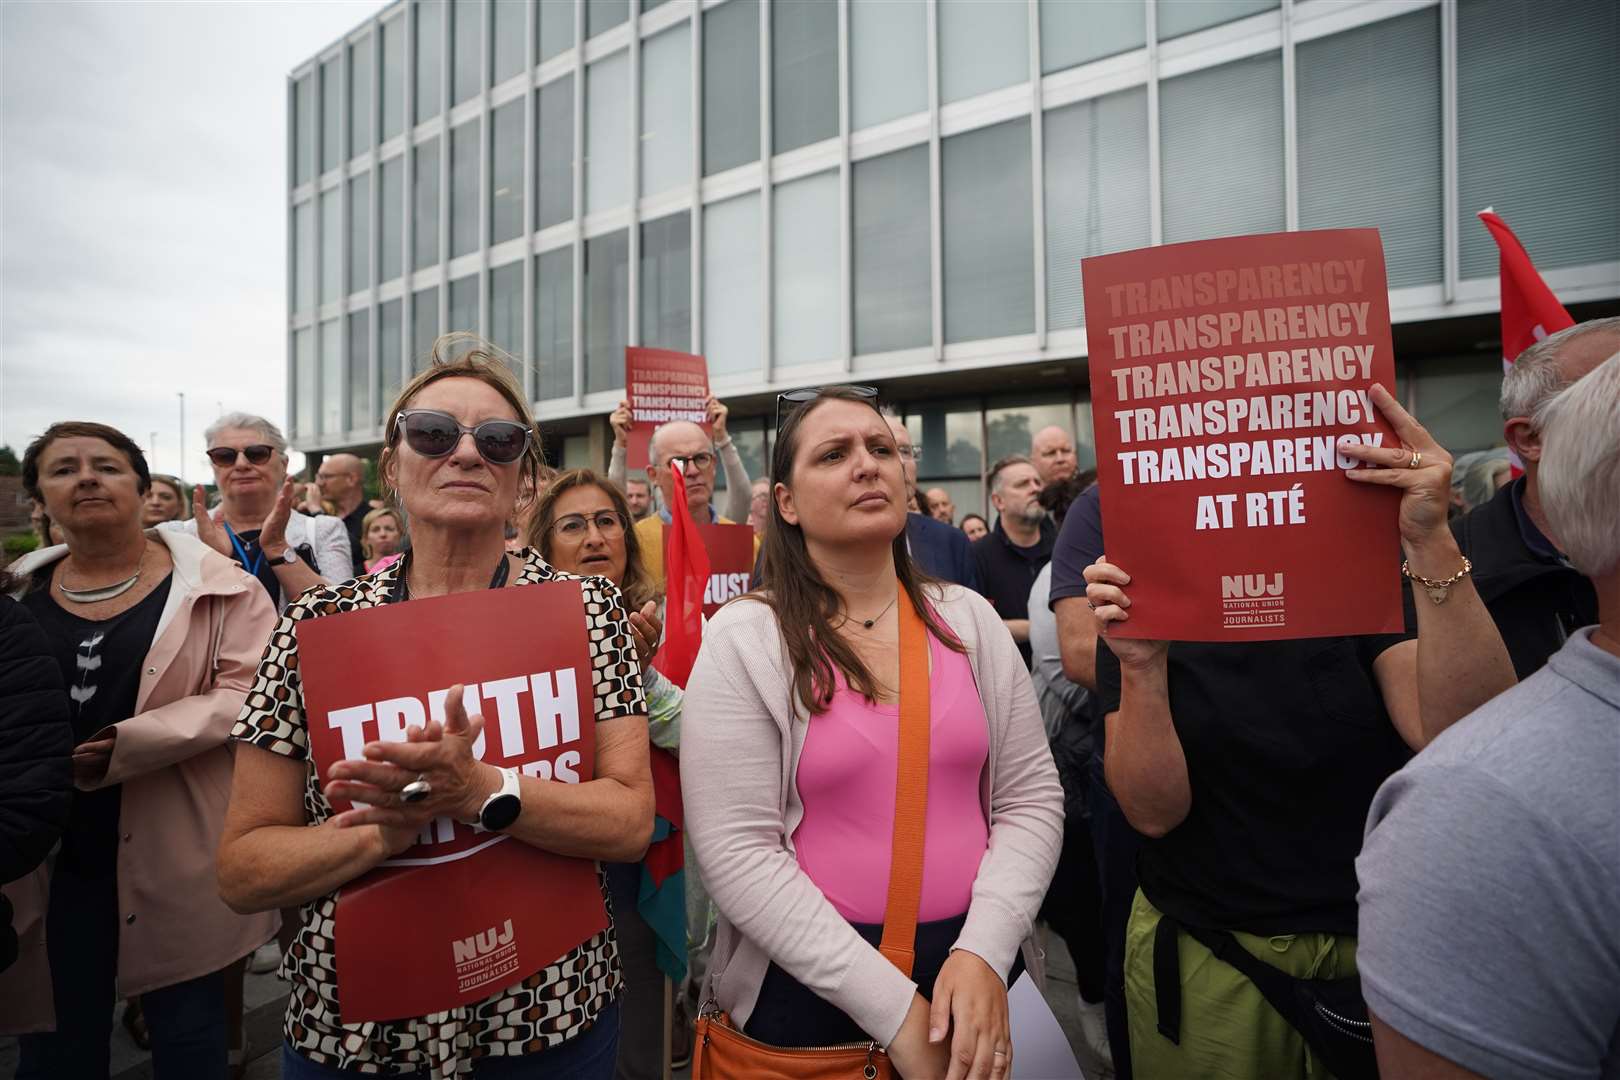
[400,775,433,803]
[1407,450,1422,470]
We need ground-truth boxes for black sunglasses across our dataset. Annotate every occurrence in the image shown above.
[206,444,276,467]
[773,384,880,435]
[396,409,532,465]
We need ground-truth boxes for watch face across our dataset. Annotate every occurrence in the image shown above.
[480,794,522,831]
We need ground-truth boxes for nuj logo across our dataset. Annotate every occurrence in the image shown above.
[1221,573,1285,599]
[453,919,515,964]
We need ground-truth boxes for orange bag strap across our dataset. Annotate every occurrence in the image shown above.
[877,583,930,979]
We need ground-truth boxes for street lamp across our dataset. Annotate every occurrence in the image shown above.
[177,392,186,485]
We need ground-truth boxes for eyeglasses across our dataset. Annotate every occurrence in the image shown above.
[206,445,275,467]
[774,384,880,435]
[395,409,532,465]
[896,444,923,462]
[664,451,715,473]
[552,510,627,540]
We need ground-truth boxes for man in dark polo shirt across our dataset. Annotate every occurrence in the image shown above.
[315,453,370,575]
[972,455,1054,668]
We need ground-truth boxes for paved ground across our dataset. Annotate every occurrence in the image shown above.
[3,928,1113,1080]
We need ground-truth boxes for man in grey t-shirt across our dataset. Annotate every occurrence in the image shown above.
[1357,353,1620,1080]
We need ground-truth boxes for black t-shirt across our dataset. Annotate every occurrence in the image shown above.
[24,574,173,878]
[1047,485,1104,608]
[971,517,1056,668]
[1095,612,1414,937]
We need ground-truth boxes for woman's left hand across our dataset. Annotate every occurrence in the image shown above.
[1340,383,1455,547]
[929,950,1012,1080]
[325,685,497,828]
[629,601,662,671]
[257,478,298,559]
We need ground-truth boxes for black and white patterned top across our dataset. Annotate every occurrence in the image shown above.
[230,549,645,1077]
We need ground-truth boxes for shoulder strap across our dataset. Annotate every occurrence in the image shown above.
[878,584,930,978]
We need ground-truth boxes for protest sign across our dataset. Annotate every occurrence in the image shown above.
[626,347,710,470]
[1081,228,1403,642]
[693,522,757,618]
[297,581,608,1022]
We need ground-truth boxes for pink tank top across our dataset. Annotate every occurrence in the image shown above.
[792,630,990,924]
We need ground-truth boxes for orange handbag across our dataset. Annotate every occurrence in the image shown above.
[693,586,931,1080]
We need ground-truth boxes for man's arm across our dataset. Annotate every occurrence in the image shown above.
[1002,618,1030,644]
[1054,596,1098,690]
[1372,1015,1489,1080]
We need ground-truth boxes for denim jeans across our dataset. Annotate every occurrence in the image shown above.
[279,999,622,1079]
[16,866,228,1080]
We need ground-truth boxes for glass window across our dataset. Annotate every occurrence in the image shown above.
[538,75,575,228]
[642,0,670,10]
[1157,0,1276,41]
[985,396,1077,464]
[640,23,691,198]
[589,0,628,38]
[535,247,574,400]
[1160,52,1283,244]
[349,172,371,292]
[453,0,483,105]
[939,0,1029,105]
[853,145,930,354]
[1041,0,1144,74]
[320,319,343,434]
[381,17,404,139]
[703,192,762,378]
[773,0,837,154]
[293,75,313,184]
[587,52,630,212]
[491,100,525,245]
[539,0,574,62]
[1458,0,1618,277]
[640,212,691,352]
[449,274,478,338]
[1411,354,1510,453]
[321,58,342,173]
[944,118,1033,343]
[703,0,760,176]
[347,310,371,430]
[416,0,445,122]
[350,34,373,157]
[718,421,766,494]
[905,400,983,515]
[493,0,526,85]
[413,136,441,269]
[412,285,441,370]
[1299,9,1441,289]
[450,118,481,258]
[1044,87,1150,331]
[490,261,524,362]
[379,298,404,413]
[293,201,314,313]
[773,170,840,367]
[379,156,404,281]
[851,0,926,130]
[295,328,316,437]
[585,229,630,393]
[320,189,342,303]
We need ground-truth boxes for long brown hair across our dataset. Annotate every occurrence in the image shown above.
[760,387,964,715]
[527,469,657,613]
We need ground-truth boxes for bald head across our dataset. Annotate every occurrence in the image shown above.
[316,452,367,511]
[647,420,717,519]
[1030,426,1078,486]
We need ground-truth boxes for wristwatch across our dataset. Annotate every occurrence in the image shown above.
[477,767,523,831]
[265,546,299,566]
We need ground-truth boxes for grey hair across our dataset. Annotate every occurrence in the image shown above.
[988,454,1034,496]
[647,420,712,466]
[1500,316,1620,422]
[204,412,288,455]
[1535,352,1620,578]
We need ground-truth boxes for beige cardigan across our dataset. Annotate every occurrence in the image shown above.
[681,583,1064,1047]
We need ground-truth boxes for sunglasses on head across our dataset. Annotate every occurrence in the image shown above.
[206,445,275,467]
[395,409,532,465]
[773,384,880,436]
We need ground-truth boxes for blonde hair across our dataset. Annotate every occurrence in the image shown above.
[360,506,406,561]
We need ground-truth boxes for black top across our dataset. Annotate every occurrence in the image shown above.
[0,596,72,886]
[23,574,173,878]
[1047,485,1104,610]
[1096,615,1414,938]
[340,502,370,576]
[971,517,1056,668]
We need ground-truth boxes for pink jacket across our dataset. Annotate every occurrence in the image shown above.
[2,530,280,1011]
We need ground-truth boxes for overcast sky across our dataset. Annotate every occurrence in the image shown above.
[1,0,387,482]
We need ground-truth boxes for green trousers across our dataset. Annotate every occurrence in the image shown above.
[1124,890,1358,1080]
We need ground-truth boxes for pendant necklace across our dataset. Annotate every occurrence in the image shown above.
[59,563,142,604]
[850,593,898,630]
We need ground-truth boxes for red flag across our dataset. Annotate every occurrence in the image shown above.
[653,459,710,689]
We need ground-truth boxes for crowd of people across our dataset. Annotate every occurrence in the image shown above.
[1,317,1616,1080]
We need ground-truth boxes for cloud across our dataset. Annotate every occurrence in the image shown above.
[1,0,386,481]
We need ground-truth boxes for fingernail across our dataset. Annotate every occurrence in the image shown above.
[930,1028,943,1041]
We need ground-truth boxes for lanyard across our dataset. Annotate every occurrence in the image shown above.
[385,551,511,605]
[222,520,265,579]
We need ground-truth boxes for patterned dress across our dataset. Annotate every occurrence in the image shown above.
[230,549,645,1076]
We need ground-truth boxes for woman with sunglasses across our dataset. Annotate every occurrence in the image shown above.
[681,387,1063,1080]
[162,413,352,611]
[219,344,653,1080]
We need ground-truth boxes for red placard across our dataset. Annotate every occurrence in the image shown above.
[296,581,608,1022]
[1081,229,1403,642]
[693,522,757,618]
[626,348,711,470]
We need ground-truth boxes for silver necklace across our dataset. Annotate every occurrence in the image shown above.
[58,563,142,604]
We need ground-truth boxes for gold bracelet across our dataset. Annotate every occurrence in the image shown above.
[1402,555,1473,605]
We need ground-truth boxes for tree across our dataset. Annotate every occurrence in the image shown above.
[0,445,19,476]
